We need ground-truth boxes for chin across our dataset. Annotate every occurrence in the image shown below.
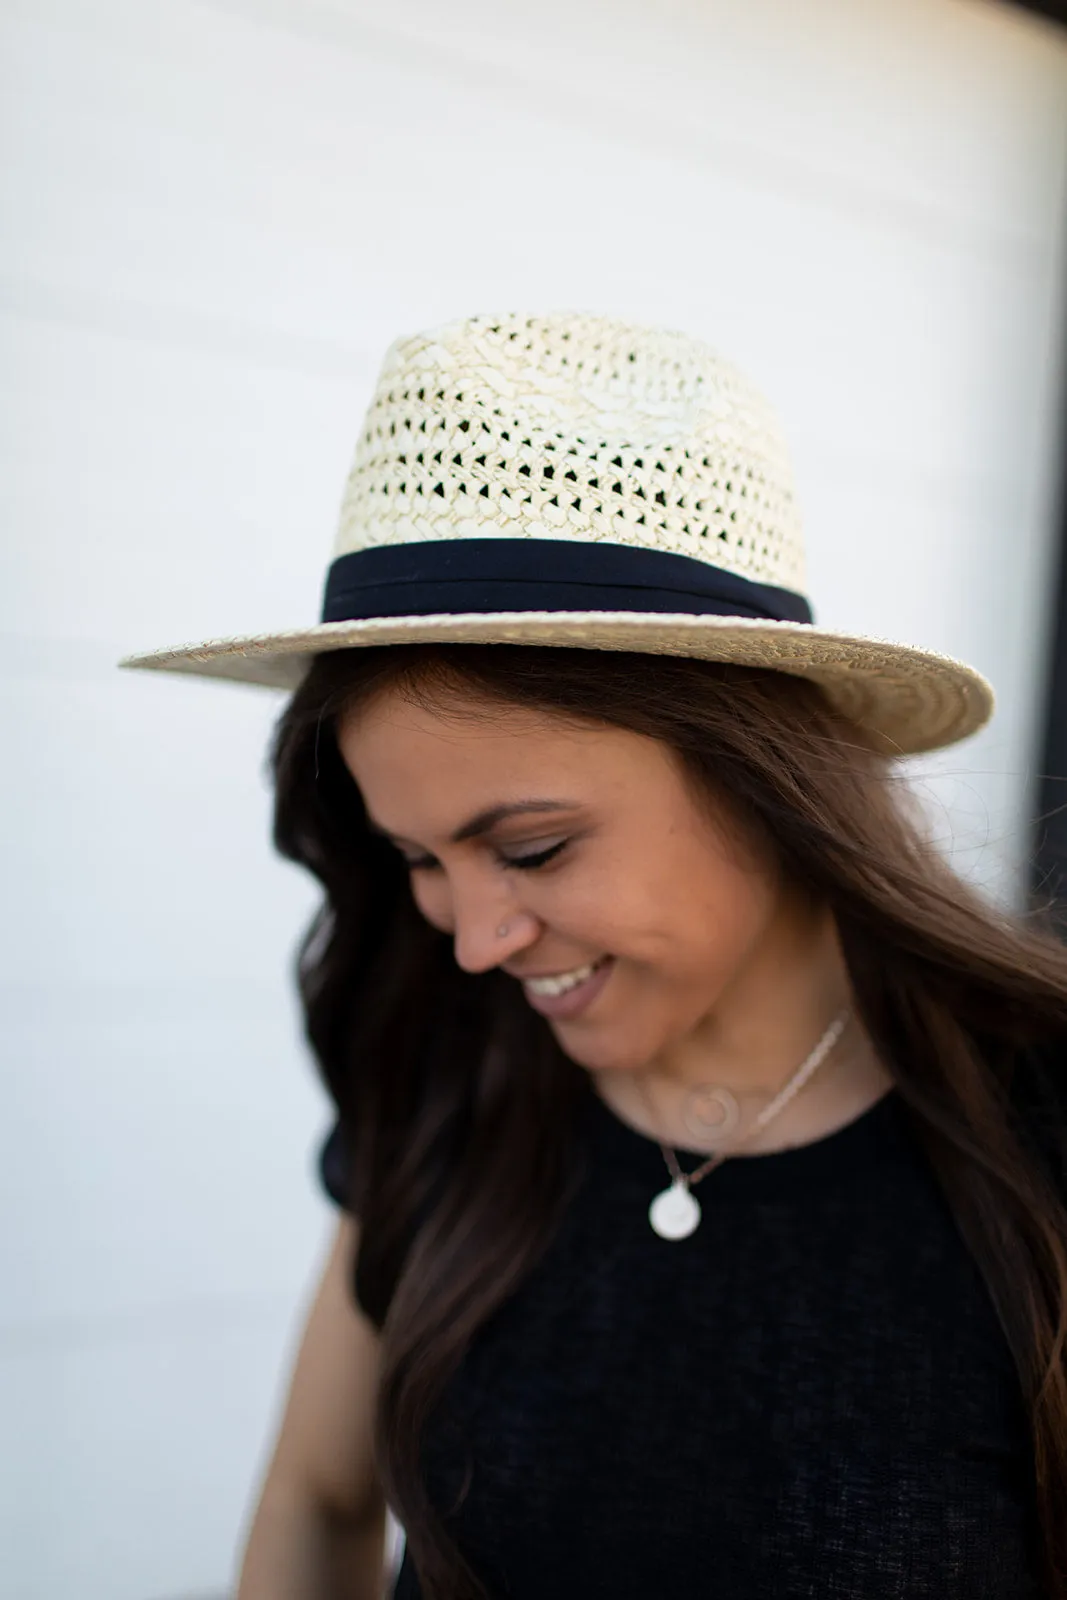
[551,1022,661,1076]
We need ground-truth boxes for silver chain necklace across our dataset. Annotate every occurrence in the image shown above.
[639,1010,850,1240]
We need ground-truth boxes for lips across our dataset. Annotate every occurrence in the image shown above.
[524,956,607,998]
[518,955,614,1021]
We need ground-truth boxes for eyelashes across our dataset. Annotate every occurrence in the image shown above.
[403,838,570,873]
[503,839,569,871]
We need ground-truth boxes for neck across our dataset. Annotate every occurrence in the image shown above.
[655,896,851,1090]
[594,897,894,1155]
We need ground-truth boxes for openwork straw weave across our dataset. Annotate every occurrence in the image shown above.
[338,313,805,593]
[121,312,994,756]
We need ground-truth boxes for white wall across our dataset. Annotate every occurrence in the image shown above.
[2,1,1066,1595]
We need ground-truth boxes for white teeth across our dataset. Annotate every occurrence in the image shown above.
[524,959,604,998]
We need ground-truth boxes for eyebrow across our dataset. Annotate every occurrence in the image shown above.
[368,799,580,846]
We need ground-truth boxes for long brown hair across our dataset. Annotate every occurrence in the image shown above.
[272,643,1067,1598]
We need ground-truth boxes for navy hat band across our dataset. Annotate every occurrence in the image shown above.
[321,539,813,627]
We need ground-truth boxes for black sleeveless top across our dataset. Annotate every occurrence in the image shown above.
[319,1072,1047,1598]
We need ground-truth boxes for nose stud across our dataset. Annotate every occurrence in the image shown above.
[497,921,511,939]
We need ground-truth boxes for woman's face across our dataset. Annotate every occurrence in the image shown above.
[336,683,798,1076]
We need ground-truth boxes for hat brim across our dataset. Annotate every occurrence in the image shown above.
[119,610,993,757]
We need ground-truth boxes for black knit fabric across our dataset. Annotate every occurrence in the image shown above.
[319,1075,1044,1598]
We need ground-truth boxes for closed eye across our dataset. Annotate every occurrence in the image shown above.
[402,839,570,872]
[502,839,569,870]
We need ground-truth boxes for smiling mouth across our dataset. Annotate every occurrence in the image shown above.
[522,956,611,998]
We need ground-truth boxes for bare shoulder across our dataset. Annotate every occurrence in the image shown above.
[266,1215,384,1524]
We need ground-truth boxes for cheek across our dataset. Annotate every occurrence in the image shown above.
[680,870,773,970]
[611,853,773,978]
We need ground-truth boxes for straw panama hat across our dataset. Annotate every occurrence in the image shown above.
[121,311,994,756]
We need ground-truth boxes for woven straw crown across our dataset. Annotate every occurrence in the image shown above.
[336,312,806,593]
[121,311,994,755]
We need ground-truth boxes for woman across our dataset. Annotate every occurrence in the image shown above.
[125,314,1067,1599]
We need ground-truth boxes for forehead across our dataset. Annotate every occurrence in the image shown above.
[335,682,670,825]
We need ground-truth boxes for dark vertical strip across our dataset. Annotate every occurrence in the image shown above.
[1031,201,1067,915]
[1034,470,1067,920]
[1002,0,1067,917]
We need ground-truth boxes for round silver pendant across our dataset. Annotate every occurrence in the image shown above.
[648,1180,702,1241]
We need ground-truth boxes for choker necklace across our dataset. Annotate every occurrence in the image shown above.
[640,1010,850,1241]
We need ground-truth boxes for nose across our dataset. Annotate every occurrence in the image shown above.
[450,883,540,975]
